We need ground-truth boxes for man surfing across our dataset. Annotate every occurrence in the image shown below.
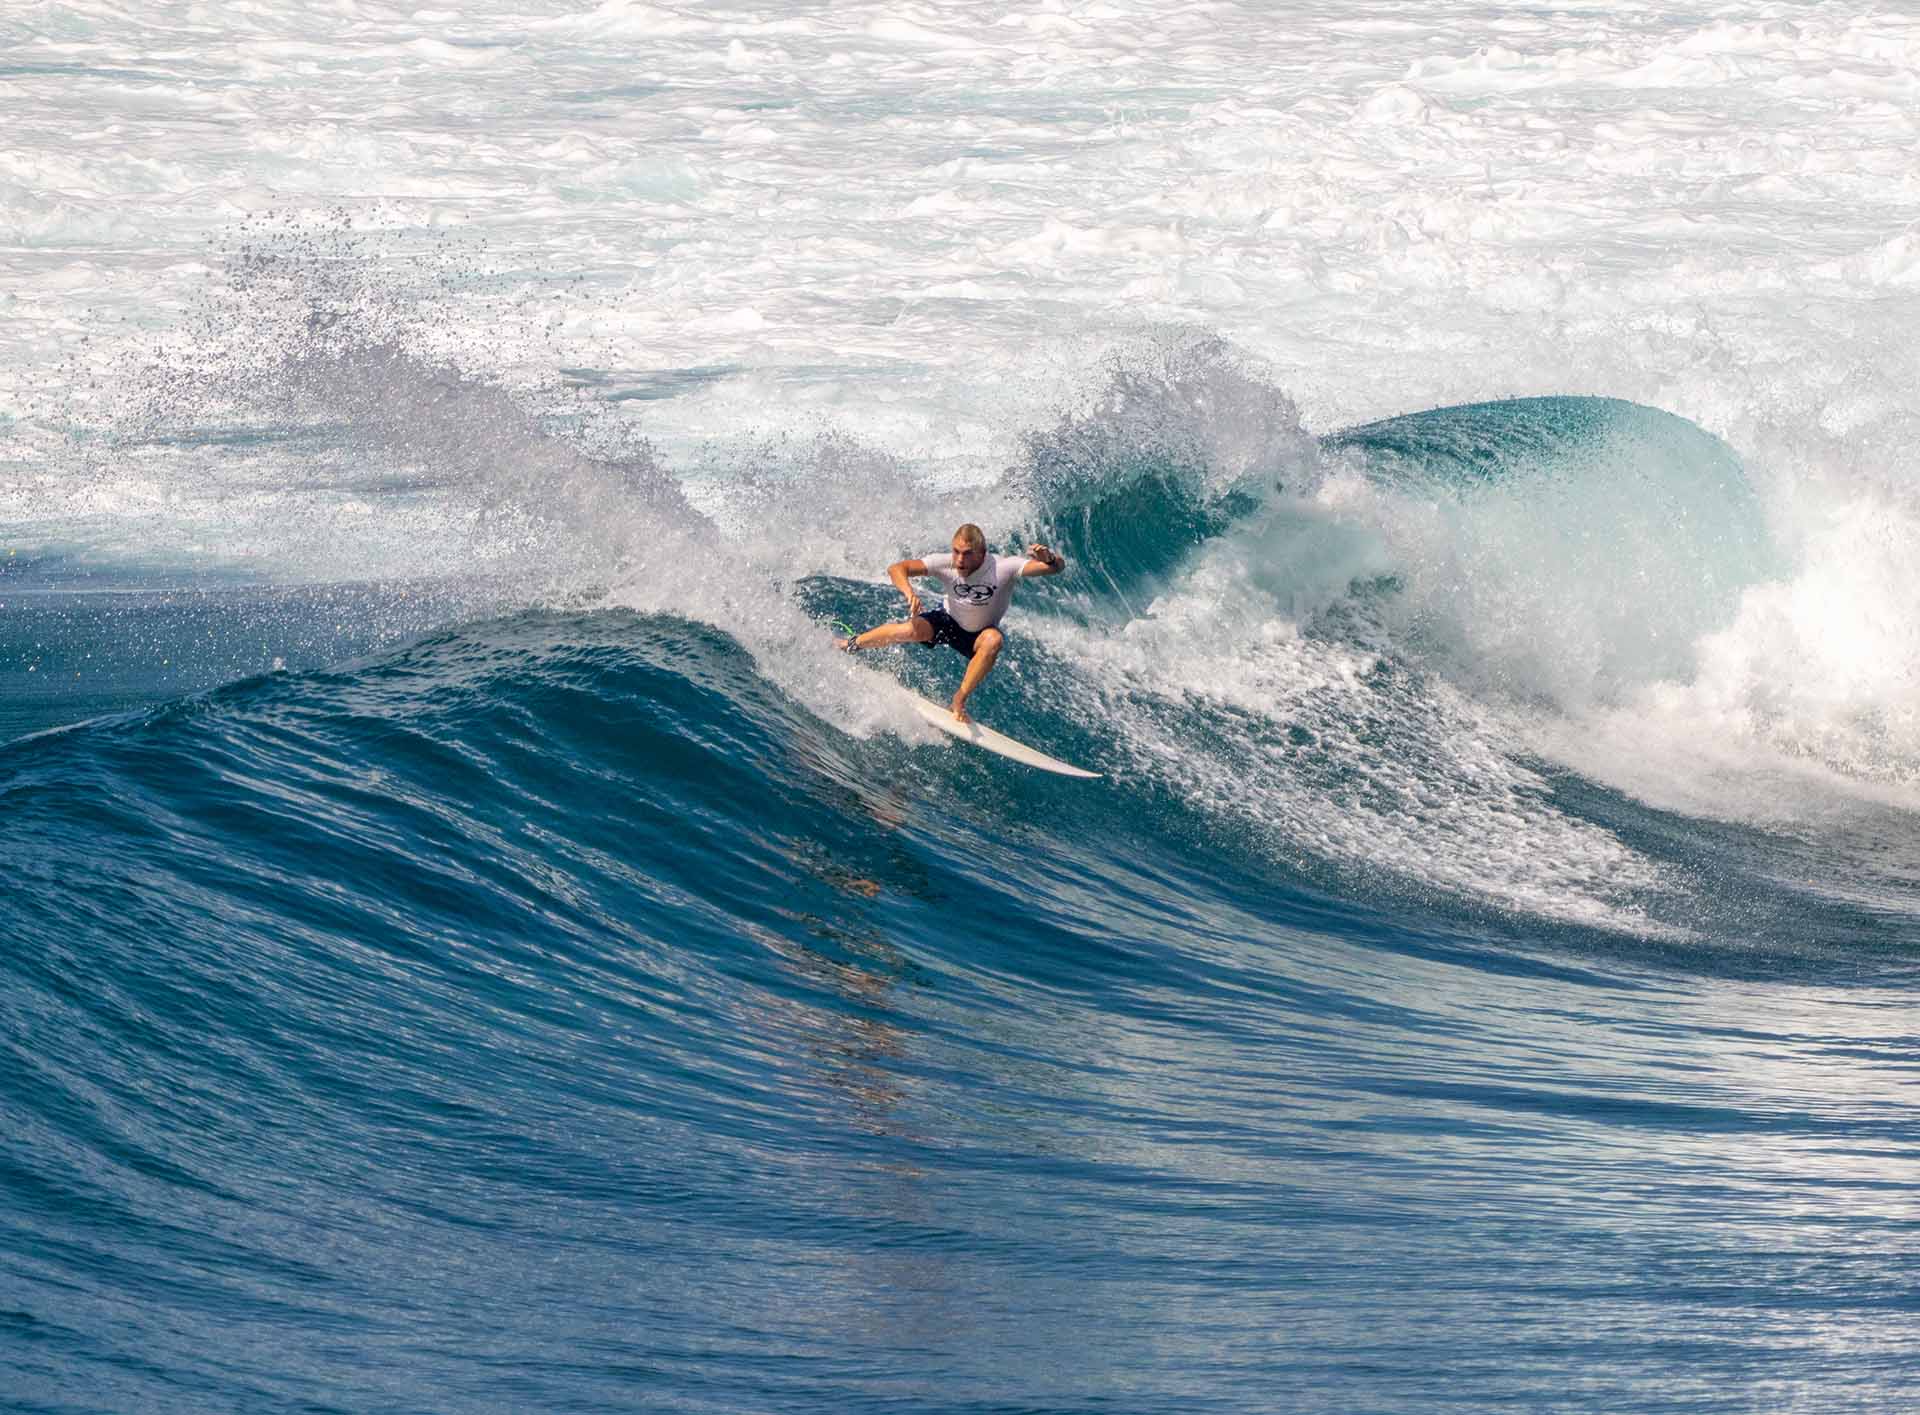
[837,523,1066,723]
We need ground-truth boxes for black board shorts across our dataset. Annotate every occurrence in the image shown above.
[917,608,999,658]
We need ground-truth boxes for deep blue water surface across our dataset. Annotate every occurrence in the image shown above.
[5,399,1919,1414]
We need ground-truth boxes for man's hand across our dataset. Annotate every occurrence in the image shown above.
[904,589,922,618]
[1025,543,1064,575]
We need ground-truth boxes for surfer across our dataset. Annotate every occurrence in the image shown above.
[838,524,1066,723]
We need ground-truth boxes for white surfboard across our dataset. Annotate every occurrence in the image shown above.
[905,691,1101,778]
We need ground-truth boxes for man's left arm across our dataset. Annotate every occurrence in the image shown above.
[1022,543,1065,577]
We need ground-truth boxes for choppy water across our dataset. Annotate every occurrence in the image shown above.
[6,3,1920,1412]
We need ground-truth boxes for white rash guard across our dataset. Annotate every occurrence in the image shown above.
[921,551,1029,632]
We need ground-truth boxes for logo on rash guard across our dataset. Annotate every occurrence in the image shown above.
[951,582,996,604]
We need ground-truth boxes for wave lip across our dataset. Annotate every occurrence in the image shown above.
[1016,335,1317,614]
[1324,396,1781,708]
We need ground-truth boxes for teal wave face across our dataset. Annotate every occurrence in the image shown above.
[1321,396,1782,705]
[977,389,1781,713]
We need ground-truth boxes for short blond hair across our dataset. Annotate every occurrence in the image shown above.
[952,523,986,551]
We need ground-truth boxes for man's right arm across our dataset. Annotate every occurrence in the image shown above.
[888,558,929,618]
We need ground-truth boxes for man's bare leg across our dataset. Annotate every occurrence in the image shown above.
[950,628,1003,722]
[838,616,934,651]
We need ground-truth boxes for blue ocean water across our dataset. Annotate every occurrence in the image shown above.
[9,5,1920,1402]
[6,391,1919,1413]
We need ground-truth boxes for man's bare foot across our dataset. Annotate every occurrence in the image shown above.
[950,698,971,724]
[835,637,856,652]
